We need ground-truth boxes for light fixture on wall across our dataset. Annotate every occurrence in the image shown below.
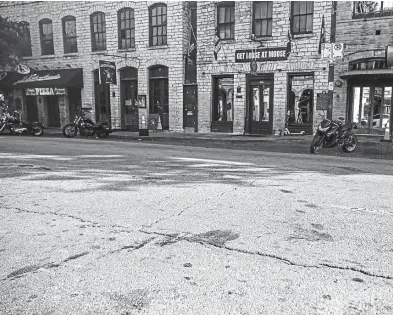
[112,91,116,98]
[66,64,72,68]
[43,65,49,69]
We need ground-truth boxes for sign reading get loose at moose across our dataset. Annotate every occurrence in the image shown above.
[235,48,288,63]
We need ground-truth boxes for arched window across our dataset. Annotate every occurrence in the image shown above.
[118,8,135,49]
[39,18,54,55]
[90,12,106,51]
[62,16,77,53]
[19,21,32,56]
[149,4,167,46]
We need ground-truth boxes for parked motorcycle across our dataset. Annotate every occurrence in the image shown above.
[0,106,44,136]
[310,115,358,154]
[62,108,111,139]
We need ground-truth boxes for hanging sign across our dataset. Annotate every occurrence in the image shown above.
[235,47,288,63]
[316,92,330,110]
[25,87,67,96]
[99,60,117,85]
[15,64,31,75]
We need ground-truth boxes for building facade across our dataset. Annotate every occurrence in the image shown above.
[335,1,393,136]
[0,1,193,131]
[5,1,389,137]
[196,1,333,135]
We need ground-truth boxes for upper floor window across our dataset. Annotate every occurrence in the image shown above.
[353,1,393,18]
[19,21,32,57]
[62,16,77,53]
[118,8,135,49]
[90,12,106,51]
[39,19,54,55]
[253,2,273,37]
[149,4,167,46]
[217,2,235,40]
[291,1,313,35]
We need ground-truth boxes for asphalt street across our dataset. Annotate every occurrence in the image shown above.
[1,136,393,315]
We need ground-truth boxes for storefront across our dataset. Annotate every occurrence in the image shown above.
[13,69,83,127]
[341,57,392,135]
[0,72,23,114]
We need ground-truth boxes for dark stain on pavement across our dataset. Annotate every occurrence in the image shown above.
[305,203,318,208]
[311,223,324,230]
[352,277,364,283]
[280,189,293,194]
[18,164,34,168]
[6,264,40,279]
[190,230,239,247]
[105,289,150,311]
[63,251,89,262]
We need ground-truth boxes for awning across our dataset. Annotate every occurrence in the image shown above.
[13,68,83,89]
[340,69,393,79]
[0,72,23,91]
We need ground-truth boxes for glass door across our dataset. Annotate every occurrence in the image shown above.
[351,85,391,134]
[248,79,273,134]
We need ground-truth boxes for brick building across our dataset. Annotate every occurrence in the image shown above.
[6,1,378,136]
[0,1,194,131]
[335,1,393,136]
[196,1,333,135]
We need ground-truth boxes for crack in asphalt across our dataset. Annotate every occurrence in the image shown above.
[5,206,393,281]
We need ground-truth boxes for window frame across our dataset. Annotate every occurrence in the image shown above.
[39,18,54,55]
[90,12,107,52]
[217,2,235,40]
[62,15,78,54]
[291,1,314,35]
[118,8,135,49]
[19,21,32,57]
[252,1,273,38]
[149,3,167,47]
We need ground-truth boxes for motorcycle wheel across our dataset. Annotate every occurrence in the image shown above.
[310,135,321,154]
[342,134,358,153]
[32,125,43,136]
[63,124,77,138]
[96,131,109,139]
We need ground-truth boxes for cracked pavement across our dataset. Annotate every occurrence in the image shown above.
[0,137,393,314]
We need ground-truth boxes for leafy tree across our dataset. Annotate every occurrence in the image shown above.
[0,15,30,69]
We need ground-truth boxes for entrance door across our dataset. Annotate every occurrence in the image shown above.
[351,85,392,135]
[183,84,197,130]
[47,95,60,127]
[26,96,38,122]
[247,78,273,134]
[94,70,111,124]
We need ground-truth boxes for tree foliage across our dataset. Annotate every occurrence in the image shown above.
[0,15,30,69]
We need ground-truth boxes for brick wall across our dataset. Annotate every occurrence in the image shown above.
[197,1,333,134]
[0,1,188,131]
[335,2,393,121]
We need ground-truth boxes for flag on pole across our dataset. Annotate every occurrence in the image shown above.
[286,16,293,57]
[187,21,197,64]
[318,15,326,55]
[213,27,221,61]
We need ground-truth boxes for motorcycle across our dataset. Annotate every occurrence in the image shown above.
[62,108,112,139]
[0,106,44,136]
[310,114,358,154]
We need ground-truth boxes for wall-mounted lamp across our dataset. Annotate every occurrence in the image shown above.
[277,68,282,72]
[43,65,49,69]
[322,67,327,71]
[202,71,206,75]
[66,64,72,68]
[112,91,116,98]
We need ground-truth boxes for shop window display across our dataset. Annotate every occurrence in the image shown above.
[213,77,234,122]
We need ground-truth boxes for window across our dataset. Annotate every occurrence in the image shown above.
[291,2,313,35]
[62,16,77,53]
[213,77,234,122]
[118,8,135,49]
[217,2,235,40]
[353,1,393,18]
[149,66,169,129]
[90,12,106,51]
[253,2,273,37]
[149,4,167,46]
[39,19,54,55]
[19,21,32,56]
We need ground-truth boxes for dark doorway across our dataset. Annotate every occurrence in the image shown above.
[68,88,82,123]
[120,67,138,131]
[47,95,60,127]
[183,84,197,130]
[25,96,39,123]
[246,75,274,135]
[94,69,111,124]
[287,74,314,134]
[149,65,169,130]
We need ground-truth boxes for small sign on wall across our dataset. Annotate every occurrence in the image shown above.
[316,92,330,110]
